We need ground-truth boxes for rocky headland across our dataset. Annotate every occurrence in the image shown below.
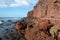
[1,0,60,40]
[15,0,60,40]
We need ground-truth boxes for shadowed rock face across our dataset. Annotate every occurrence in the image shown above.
[15,20,27,36]
[24,20,54,40]
[15,19,54,40]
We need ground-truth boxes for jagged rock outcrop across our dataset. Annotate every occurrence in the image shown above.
[15,0,60,40]
[15,19,55,40]
[27,0,60,20]
[25,20,53,40]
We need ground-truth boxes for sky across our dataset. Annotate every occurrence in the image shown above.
[0,0,38,17]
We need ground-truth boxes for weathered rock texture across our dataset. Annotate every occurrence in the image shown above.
[15,0,60,40]
[27,0,60,25]
[28,0,60,19]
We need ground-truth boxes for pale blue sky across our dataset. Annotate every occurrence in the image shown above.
[0,0,38,17]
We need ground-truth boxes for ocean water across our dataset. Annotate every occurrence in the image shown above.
[0,17,21,26]
[0,17,26,40]
[0,17,21,20]
[0,17,21,33]
[0,17,21,23]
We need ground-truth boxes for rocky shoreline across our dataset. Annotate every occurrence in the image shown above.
[1,0,60,40]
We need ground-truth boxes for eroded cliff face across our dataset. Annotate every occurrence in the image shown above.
[1,0,60,40]
[15,0,60,40]
[27,0,60,19]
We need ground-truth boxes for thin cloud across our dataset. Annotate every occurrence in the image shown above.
[0,0,38,8]
[10,0,29,7]
[0,0,29,8]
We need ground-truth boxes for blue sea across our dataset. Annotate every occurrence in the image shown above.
[0,17,21,33]
[0,17,24,40]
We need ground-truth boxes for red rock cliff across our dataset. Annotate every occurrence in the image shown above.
[27,0,60,19]
[15,0,60,40]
